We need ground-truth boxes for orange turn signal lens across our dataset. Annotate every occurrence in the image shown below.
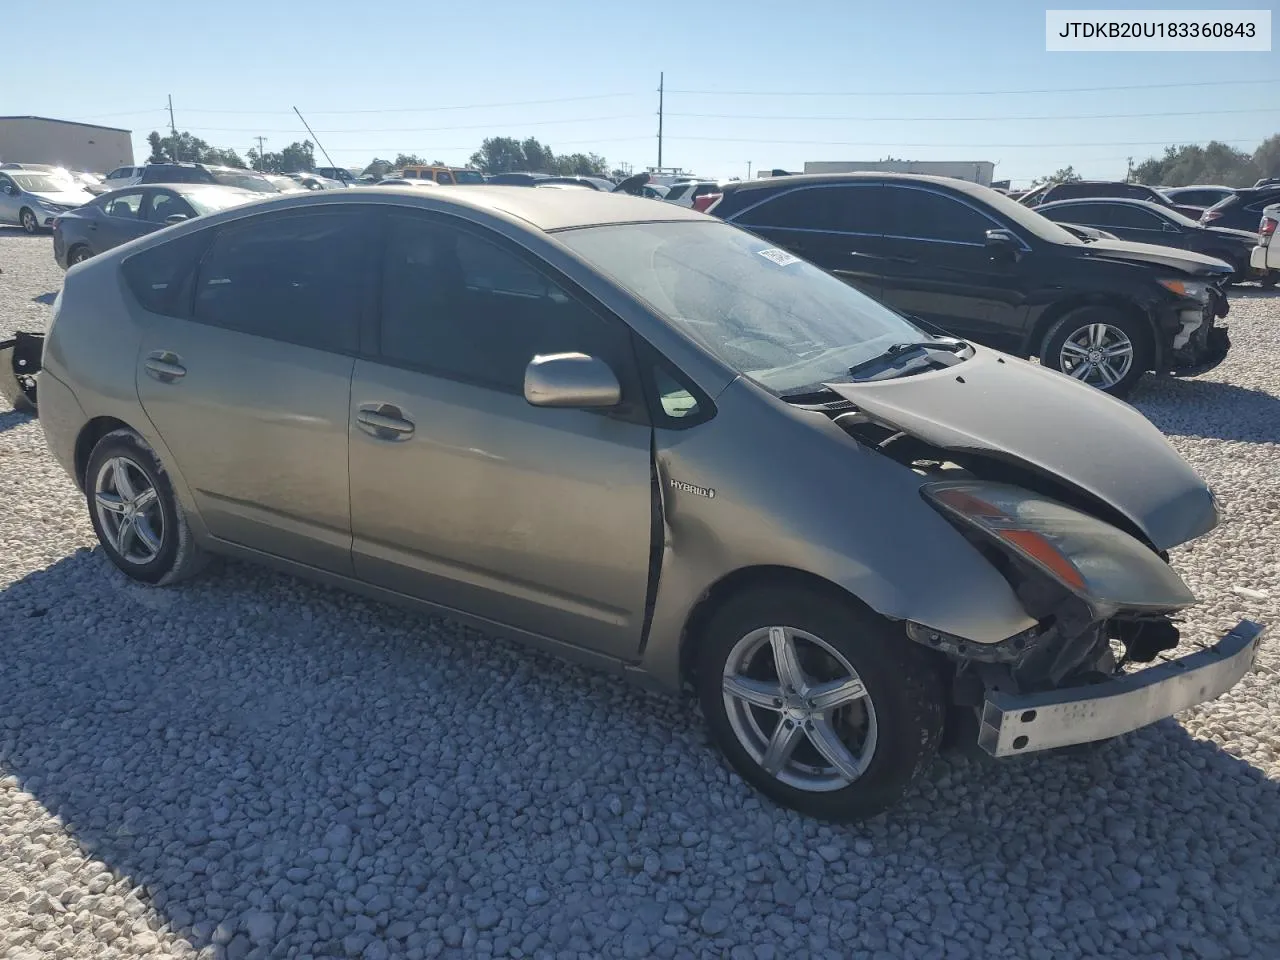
[995,529,1087,591]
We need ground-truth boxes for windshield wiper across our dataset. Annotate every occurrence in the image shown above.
[846,339,970,380]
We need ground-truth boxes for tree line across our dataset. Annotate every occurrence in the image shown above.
[1033,134,1280,188]
[146,131,614,177]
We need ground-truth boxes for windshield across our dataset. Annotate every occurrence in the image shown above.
[453,170,485,184]
[11,174,72,193]
[183,189,259,215]
[211,171,279,194]
[557,220,936,395]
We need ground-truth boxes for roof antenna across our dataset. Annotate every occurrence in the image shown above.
[293,106,338,172]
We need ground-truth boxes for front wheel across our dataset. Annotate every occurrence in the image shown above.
[696,586,945,821]
[19,208,38,234]
[1039,306,1152,398]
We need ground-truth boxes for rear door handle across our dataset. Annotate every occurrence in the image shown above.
[144,351,186,382]
[356,403,415,440]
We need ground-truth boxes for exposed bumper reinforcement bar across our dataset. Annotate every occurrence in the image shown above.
[978,619,1265,757]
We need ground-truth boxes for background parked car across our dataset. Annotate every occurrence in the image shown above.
[372,177,439,187]
[1248,203,1279,286]
[0,169,94,233]
[664,180,727,211]
[1035,198,1260,281]
[314,166,359,185]
[1018,180,1205,219]
[1161,185,1236,209]
[535,175,615,191]
[102,165,147,190]
[1199,184,1280,234]
[707,173,1232,396]
[484,172,550,186]
[51,184,260,267]
[138,162,280,194]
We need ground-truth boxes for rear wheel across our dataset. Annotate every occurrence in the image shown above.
[85,429,208,585]
[68,245,92,265]
[1262,273,1278,289]
[696,586,945,821]
[19,208,38,234]
[1039,306,1152,398]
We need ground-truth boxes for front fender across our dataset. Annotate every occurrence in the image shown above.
[638,378,1036,691]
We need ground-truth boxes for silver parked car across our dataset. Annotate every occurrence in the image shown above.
[38,188,1264,819]
[0,169,95,233]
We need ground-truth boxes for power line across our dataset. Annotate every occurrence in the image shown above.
[666,135,1264,148]
[668,106,1280,123]
[668,78,1280,97]
[181,115,647,134]
[172,93,648,116]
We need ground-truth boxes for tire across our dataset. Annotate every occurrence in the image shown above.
[1262,273,1278,289]
[1038,305,1153,399]
[696,586,945,821]
[19,208,38,235]
[67,245,92,265]
[85,428,208,585]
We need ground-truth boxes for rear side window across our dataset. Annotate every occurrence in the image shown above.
[666,183,690,201]
[121,230,212,318]
[193,209,372,352]
[882,187,996,243]
[436,171,455,184]
[736,185,887,233]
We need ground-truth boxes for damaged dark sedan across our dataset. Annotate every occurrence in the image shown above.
[36,188,1264,821]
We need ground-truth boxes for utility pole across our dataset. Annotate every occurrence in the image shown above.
[747,160,752,180]
[167,94,178,160]
[255,136,268,170]
[657,72,664,170]
[1125,156,1133,182]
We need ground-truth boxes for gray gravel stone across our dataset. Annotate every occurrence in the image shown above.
[0,239,1278,959]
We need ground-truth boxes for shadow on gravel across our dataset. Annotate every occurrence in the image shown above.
[31,292,57,306]
[2,551,1279,957]
[1134,377,1280,444]
[0,409,36,434]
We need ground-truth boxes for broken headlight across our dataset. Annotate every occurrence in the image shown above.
[922,481,1196,618]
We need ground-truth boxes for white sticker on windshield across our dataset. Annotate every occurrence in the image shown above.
[757,247,801,267]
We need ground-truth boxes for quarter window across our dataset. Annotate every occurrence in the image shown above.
[378,213,633,395]
[104,192,144,219]
[121,230,212,317]
[193,209,371,352]
[882,187,996,243]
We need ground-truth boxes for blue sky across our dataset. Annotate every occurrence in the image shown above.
[11,0,1278,182]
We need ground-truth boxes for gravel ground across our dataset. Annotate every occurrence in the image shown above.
[2,227,1279,960]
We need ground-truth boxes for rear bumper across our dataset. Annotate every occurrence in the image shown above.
[978,619,1265,757]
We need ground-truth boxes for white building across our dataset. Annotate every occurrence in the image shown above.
[0,116,133,174]
[802,159,996,186]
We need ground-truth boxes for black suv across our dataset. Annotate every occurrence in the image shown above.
[139,163,278,194]
[708,173,1232,397]
[1199,184,1280,233]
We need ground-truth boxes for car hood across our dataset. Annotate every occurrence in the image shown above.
[27,189,94,206]
[825,348,1218,551]
[1078,238,1233,276]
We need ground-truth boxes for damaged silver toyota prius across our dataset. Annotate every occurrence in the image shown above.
[36,189,1265,821]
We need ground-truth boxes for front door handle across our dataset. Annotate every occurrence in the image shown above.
[144,351,186,382]
[356,403,415,440]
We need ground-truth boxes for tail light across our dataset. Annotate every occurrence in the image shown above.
[51,217,62,231]
[1200,210,1222,224]
[692,192,722,213]
[1260,216,1277,238]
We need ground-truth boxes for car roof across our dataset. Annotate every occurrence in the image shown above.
[722,171,999,198]
[1037,197,1171,211]
[1164,184,1233,191]
[186,184,707,232]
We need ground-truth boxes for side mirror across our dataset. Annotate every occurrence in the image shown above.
[984,228,1022,257]
[524,352,621,408]
[164,213,190,224]
[1161,222,1180,233]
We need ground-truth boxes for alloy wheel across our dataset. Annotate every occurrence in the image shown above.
[20,210,37,234]
[1058,322,1134,388]
[721,626,877,792]
[93,456,165,565]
